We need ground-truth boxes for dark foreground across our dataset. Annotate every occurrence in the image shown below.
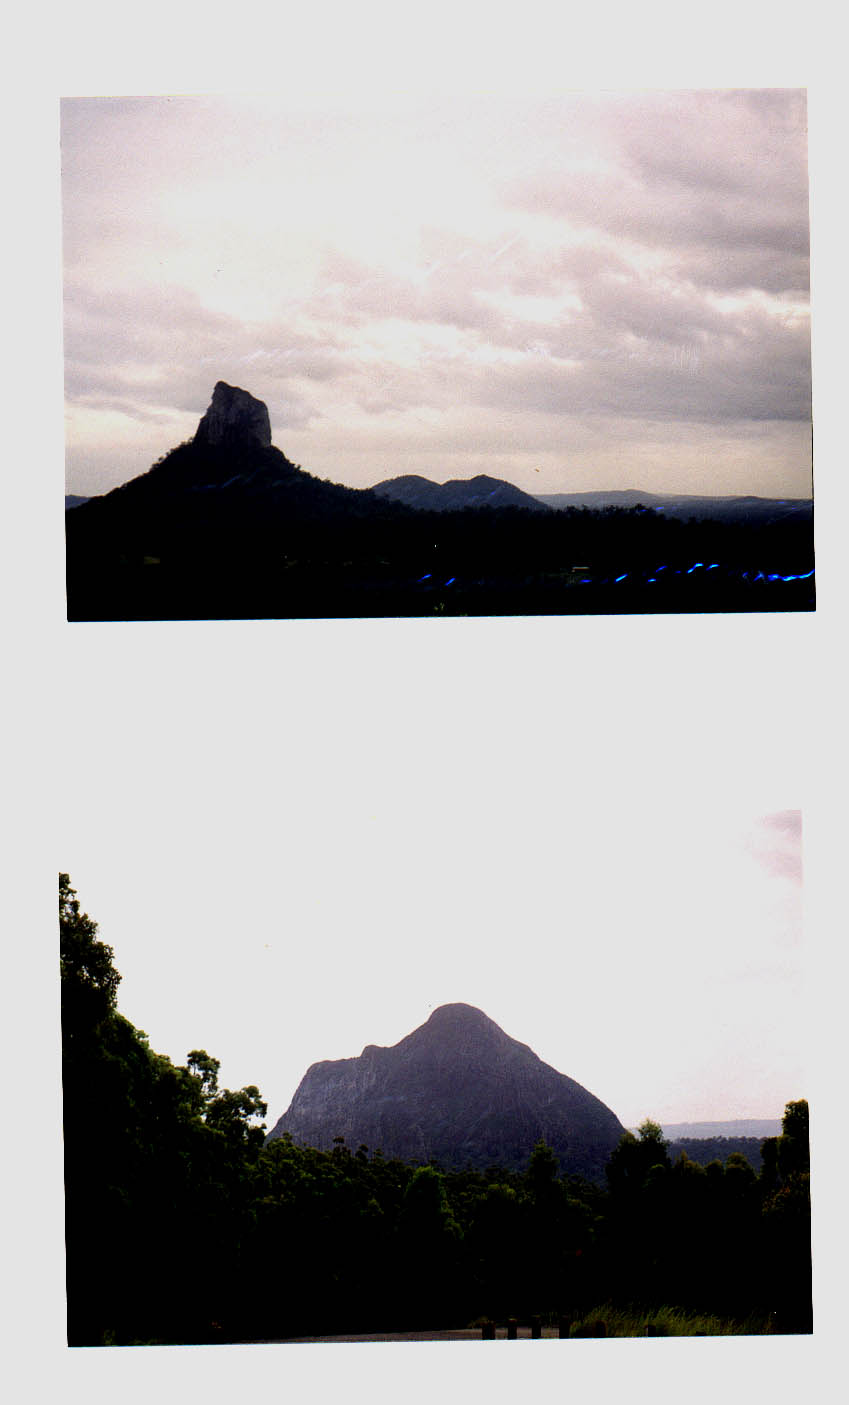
[66,476,814,620]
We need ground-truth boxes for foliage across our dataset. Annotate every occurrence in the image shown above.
[60,876,813,1343]
[565,1304,775,1337]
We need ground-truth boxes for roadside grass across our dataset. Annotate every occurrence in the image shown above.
[564,1305,773,1337]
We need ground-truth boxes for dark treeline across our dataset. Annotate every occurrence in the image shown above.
[668,1136,769,1171]
[61,876,812,1344]
[65,441,814,618]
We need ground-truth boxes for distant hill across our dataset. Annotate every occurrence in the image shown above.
[372,473,549,512]
[660,1118,781,1139]
[536,489,812,526]
[667,1136,771,1171]
[64,495,91,511]
[267,1002,625,1180]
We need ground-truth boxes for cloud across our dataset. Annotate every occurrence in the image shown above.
[61,91,812,497]
[505,91,808,263]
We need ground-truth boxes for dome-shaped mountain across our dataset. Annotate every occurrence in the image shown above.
[266,1003,625,1179]
[372,473,548,512]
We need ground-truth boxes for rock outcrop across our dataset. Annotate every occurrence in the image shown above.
[266,1003,625,1179]
[194,380,272,451]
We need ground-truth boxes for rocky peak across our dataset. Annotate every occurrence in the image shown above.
[194,381,272,451]
[415,1003,513,1047]
[266,1003,625,1177]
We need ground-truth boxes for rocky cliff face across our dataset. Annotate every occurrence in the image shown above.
[193,380,272,451]
[267,1003,625,1178]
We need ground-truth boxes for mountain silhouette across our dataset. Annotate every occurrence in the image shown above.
[266,1003,625,1178]
[372,473,548,512]
[65,381,816,619]
[535,488,812,525]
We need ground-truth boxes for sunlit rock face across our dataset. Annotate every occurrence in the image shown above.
[194,381,272,451]
[266,1002,625,1179]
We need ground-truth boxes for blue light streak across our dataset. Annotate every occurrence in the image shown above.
[562,562,814,590]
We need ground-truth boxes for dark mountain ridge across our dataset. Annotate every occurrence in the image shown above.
[65,381,815,618]
[536,488,812,525]
[372,473,549,512]
[660,1118,781,1139]
[267,1002,625,1179]
[68,381,388,524]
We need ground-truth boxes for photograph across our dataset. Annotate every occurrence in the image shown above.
[11,15,833,1400]
[62,89,813,619]
[59,656,812,1347]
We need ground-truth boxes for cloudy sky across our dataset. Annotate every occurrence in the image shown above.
[59,623,808,1133]
[61,89,812,500]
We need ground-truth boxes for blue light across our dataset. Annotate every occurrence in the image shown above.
[687,562,705,574]
[416,573,432,582]
[445,577,456,586]
[614,574,628,583]
[706,563,719,571]
[647,577,657,583]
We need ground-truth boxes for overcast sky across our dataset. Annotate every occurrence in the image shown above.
[61,89,812,500]
[59,624,808,1133]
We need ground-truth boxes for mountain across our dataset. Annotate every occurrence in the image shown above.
[661,1118,781,1140]
[64,381,413,619]
[266,1003,625,1179]
[64,495,91,511]
[535,489,813,525]
[193,379,272,451]
[65,381,816,619]
[372,473,549,512]
[67,381,385,525]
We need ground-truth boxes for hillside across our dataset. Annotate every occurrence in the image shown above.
[267,1002,625,1179]
[372,473,548,512]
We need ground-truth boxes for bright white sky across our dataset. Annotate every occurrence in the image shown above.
[60,621,809,1133]
[61,87,812,500]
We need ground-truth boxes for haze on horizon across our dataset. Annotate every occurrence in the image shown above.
[62,89,812,502]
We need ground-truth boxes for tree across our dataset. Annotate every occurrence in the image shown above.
[60,875,272,1344]
[59,872,120,1044]
[777,1100,810,1179]
[760,1101,812,1332]
[188,1049,220,1100]
[526,1139,559,1194]
[606,1119,670,1195]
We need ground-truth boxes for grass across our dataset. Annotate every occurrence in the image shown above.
[563,1305,774,1337]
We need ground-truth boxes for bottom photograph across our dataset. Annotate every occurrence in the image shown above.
[60,804,811,1345]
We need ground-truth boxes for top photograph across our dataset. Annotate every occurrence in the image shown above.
[62,90,814,620]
